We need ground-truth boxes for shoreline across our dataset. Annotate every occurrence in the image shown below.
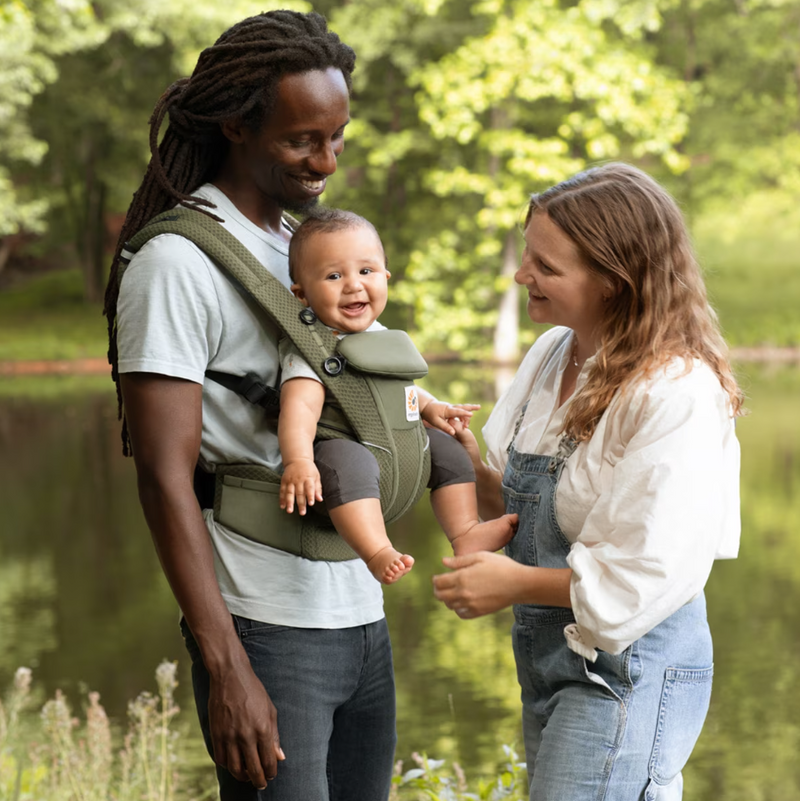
[2,347,800,377]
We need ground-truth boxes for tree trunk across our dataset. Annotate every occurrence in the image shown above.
[492,228,520,365]
[0,236,17,275]
[82,143,108,303]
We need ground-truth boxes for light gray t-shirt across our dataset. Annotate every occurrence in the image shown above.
[116,183,384,628]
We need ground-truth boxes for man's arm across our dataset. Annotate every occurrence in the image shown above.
[121,372,284,789]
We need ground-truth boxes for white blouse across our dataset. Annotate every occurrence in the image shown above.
[483,326,740,659]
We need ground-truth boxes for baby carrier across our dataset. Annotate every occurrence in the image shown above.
[121,208,432,561]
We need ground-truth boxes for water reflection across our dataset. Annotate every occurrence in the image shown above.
[0,364,798,798]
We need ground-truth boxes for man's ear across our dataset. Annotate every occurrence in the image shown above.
[291,284,310,305]
[221,118,247,145]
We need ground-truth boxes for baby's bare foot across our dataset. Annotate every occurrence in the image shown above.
[451,513,518,556]
[366,546,415,585]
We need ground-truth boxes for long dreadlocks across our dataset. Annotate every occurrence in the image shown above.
[104,10,356,455]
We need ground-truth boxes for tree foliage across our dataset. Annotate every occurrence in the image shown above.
[0,0,795,349]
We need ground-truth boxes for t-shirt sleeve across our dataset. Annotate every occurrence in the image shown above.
[116,234,223,383]
[566,368,739,655]
[278,337,321,385]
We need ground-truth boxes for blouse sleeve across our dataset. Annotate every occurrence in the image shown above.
[566,364,740,656]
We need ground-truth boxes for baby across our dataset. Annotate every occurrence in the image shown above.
[278,209,517,583]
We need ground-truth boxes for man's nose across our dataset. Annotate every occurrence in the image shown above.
[309,141,338,176]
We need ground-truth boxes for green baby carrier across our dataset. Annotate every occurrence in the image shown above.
[122,207,432,561]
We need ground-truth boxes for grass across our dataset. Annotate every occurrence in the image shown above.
[0,665,526,801]
[0,663,184,801]
[0,227,798,362]
[0,270,106,362]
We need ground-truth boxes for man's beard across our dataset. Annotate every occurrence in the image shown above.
[281,195,321,216]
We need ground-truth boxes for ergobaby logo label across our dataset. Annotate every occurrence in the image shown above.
[405,386,420,421]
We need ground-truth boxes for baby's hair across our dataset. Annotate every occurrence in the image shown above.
[289,208,385,283]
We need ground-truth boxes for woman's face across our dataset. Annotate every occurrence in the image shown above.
[516,211,610,344]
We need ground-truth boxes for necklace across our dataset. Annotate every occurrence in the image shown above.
[571,338,580,368]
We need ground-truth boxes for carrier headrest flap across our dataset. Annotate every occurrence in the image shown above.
[336,330,428,380]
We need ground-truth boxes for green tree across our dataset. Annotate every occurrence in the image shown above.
[3,0,307,298]
[0,0,103,272]
[392,0,691,358]
[658,0,800,236]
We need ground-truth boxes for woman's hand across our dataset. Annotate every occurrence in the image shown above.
[432,552,528,617]
[433,554,573,617]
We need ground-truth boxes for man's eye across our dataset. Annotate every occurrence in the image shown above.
[539,262,554,274]
[289,139,310,148]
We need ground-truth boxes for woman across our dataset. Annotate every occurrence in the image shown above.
[433,163,742,800]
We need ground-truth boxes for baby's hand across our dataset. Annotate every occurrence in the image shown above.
[422,402,481,436]
[280,459,323,515]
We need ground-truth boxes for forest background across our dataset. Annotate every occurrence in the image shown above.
[1,0,800,363]
[2,2,800,799]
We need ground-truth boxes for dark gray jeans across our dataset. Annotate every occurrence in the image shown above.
[180,615,396,801]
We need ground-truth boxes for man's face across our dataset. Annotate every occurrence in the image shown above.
[239,68,351,213]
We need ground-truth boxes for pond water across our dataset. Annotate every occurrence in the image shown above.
[1,361,799,799]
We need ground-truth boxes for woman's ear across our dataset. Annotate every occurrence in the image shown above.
[603,276,623,302]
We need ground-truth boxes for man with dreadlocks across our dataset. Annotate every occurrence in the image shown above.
[104,11,396,800]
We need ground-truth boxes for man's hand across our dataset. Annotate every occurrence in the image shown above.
[280,459,323,514]
[208,659,285,789]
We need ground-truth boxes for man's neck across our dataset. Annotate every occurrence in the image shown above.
[211,176,290,242]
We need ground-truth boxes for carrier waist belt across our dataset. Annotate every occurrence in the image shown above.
[211,463,357,562]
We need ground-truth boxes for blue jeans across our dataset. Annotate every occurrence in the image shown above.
[180,615,397,801]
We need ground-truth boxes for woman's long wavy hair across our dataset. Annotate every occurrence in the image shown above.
[527,162,744,442]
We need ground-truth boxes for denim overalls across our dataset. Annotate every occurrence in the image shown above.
[502,438,714,801]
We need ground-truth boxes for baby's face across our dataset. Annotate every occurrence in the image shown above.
[291,226,390,334]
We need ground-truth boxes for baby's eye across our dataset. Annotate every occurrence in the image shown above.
[326,272,342,281]
[359,268,374,275]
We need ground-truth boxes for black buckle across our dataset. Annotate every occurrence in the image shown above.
[323,356,346,376]
[299,308,317,325]
[238,373,280,408]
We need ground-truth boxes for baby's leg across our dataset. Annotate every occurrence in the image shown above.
[328,499,413,584]
[427,429,517,556]
[315,440,413,584]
